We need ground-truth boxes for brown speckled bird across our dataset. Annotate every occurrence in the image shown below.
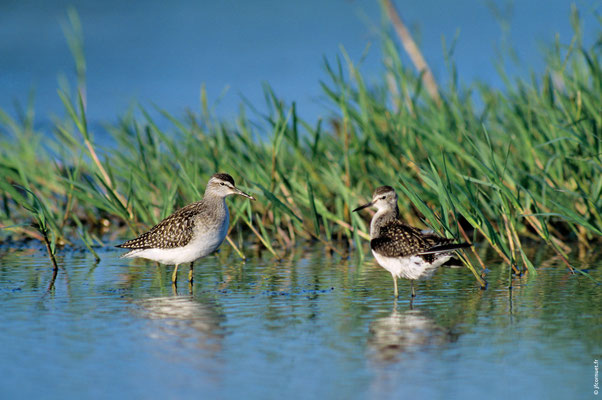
[353,186,470,298]
[117,173,255,283]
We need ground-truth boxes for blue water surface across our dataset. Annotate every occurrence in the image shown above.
[0,244,599,399]
[1,0,598,127]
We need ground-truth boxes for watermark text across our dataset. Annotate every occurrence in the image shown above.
[595,359,599,395]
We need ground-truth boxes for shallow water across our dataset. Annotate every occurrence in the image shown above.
[0,243,600,399]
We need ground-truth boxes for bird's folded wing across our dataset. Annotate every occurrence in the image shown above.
[116,206,197,249]
[370,221,428,257]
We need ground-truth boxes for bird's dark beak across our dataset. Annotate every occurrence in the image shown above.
[235,187,255,200]
[352,201,373,212]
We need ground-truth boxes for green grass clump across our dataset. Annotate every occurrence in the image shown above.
[0,9,600,285]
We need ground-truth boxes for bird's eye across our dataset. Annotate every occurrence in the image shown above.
[220,182,225,186]
[381,196,386,200]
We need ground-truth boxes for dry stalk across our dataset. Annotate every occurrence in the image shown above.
[382,0,441,105]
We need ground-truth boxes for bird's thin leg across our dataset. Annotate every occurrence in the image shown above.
[188,262,194,283]
[411,280,416,297]
[393,275,398,298]
[172,264,179,284]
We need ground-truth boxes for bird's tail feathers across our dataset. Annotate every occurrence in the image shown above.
[419,242,472,255]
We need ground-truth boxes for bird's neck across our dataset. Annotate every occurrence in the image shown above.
[202,191,226,204]
[370,205,399,238]
[200,194,228,219]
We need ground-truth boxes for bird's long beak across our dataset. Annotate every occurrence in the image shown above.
[235,187,255,200]
[352,201,373,212]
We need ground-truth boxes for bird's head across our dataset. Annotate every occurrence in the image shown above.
[353,185,397,213]
[206,173,255,200]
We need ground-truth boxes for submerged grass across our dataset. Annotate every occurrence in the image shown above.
[0,8,600,286]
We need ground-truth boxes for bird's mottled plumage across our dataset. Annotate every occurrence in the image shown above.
[117,172,254,283]
[370,220,456,263]
[354,185,470,297]
[117,202,201,250]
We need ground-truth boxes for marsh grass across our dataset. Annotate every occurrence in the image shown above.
[0,8,600,286]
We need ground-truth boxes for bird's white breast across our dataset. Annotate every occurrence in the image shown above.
[372,250,450,281]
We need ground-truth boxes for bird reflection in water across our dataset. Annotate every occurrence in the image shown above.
[135,286,224,354]
[368,302,457,363]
